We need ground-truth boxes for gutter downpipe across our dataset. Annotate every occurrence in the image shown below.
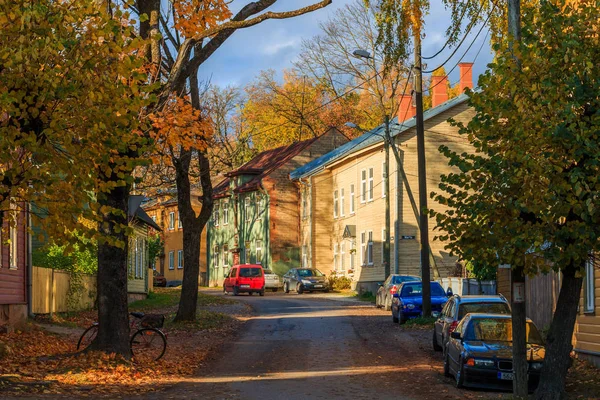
[298,177,312,268]
[27,203,33,318]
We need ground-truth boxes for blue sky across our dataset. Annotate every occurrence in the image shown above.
[198,0,494,89]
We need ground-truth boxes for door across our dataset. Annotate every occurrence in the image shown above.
[446,320,463,375]
[436,299,452,345]
[225,268,237,291]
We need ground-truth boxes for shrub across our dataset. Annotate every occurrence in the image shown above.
[327,274,352,291]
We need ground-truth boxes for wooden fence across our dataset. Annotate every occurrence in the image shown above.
[32,267,97,314]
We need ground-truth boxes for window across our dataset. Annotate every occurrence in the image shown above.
[258,196,266,215]
[245,197,252,222]
[168,212,175,230]
[223,245,229,267]
[340,188,345,217]
[213,246,219,268]
[382,161,387,198]
[367,231,373,265]
[340,242,345,271]
[178,212,182,228]
[361,232,366,265]
[177,250,183,269]
[223,201,229,225]
[244,241,251,264]
[361,170,367,203]
[585,255,596,313]
[302,245,308,268]
[256,240,263,264]
[350,184,355,214]
[368,167,374,201]
[213,204,220,226]
[333,190,339,218]
[350,240,356,269]
[169,250,175,270]
[333,243,339,271]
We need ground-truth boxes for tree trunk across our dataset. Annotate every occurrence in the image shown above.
[512,265,528,398]
[95,180,131,357]
[535,263,583,400]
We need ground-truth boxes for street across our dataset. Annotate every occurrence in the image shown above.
[135,292,501,400]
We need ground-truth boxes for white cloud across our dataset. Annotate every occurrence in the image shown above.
[261,38,300,56]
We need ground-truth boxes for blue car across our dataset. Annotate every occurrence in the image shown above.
[391,281,450,324]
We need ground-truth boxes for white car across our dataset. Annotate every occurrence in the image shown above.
[263,269,281,291]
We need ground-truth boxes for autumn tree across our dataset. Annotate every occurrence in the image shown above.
[131,0,333,323]
[432,2,600,398]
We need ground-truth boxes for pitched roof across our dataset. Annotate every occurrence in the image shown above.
[129,195,161,231]
[214,137,320,197]
[290,92,470,180]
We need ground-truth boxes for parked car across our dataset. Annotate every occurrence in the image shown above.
[152,270,167,287]
[444,313,545,391]
[283,268,329,294]
[433,294,511,352]
[223,264,265,296]
[376,274,421,311]
[391,281,449,324]
[263,268,281,292]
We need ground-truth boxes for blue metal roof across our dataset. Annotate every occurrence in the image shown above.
[290,92,470,180]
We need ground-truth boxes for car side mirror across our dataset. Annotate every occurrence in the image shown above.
[446,288,453,297]
[450,331,461,340]
[392,293,400,298]
[377,282,383,287]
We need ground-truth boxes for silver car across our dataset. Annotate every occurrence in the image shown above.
[376,274,421,310]
[263,268,281,292]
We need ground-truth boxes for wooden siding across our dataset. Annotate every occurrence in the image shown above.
[0,208,27,305]
[32,267,96,313]
[127,223,148,294]
[575,262,600,357]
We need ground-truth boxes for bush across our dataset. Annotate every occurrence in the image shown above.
[328,274,352,290]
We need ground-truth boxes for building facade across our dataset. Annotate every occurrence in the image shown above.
[291,64,476,294]
[208,129,348,286]
[142,193,208,285]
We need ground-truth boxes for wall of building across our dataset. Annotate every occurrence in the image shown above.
[127,223,149,295]
[575,261,600,367]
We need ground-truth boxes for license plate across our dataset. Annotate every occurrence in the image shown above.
[498,372,514,380]
[314,284,323,288]
[240,284,250,288]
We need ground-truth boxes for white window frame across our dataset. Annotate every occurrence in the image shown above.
[223,245,229,267]
[360,169,367,203]
[213,204,220,227]
[178,250,184,269]
[169,250,175,270]
[350,184,355,214]
[333,243,339,271]
[340,188,345,217]
[382,161,387,198]
[245,197,252,222]
[213,246,219,268]
[340,242,345,271]
[168,212,175,230]
[178,212,182,229]
[333,190,339,218]
[585,255,595,313]
[367,230,373,265]
[350,240,356,269]
[368,167,374,201]
[302,245,308,268]
[256,240,263,264]
[360,231,366,266]
[223,201,229,225]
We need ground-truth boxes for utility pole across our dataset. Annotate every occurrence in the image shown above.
[508,0,527,397]
[383,114,391,279]
[414,32,431,317]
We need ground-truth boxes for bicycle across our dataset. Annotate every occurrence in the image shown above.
[77,312,167,362]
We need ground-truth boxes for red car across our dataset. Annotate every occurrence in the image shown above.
[153,270,167,287]
[223,264,265,296]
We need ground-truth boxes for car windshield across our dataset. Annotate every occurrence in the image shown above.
[391,276,420,285]
[263,269,273,274]
[400,283,446,297]
[239,268,263,278]
[464,318,544,345]
[297,269,324,277]
[458,302,511,319]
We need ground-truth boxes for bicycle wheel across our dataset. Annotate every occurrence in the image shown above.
[130,328,167,362]
[77,324,98,351]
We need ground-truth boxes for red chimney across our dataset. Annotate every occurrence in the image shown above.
[431,75,448,107]
[458,62,474,92]
[398,93,416,122]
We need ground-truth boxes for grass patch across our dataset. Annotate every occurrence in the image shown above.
[130,288,181,311]
[355,291,376,303]
[167,310,235,331]
[404,316,437,327]
[197,292,235,306]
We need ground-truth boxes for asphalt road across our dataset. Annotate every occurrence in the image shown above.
[136,292,477,400]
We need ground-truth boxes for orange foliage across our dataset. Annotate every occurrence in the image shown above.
[172,0,232,38]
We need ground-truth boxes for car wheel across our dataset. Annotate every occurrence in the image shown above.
[399,311,407,325]
[297,284,304,295]
[259,290,265,297]
[443,349,450,377]
[392,308,399,323]
[223,286,227,295]
[283,283,289,293]
[324,289,329,293]
[455,358,465,388]
[233,286,239,296]
[433,329,443,351]
[248,291,253,296]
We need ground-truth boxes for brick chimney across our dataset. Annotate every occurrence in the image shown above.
[397,93,416,122]
[458,62,474,92]
[431,75,449,107]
